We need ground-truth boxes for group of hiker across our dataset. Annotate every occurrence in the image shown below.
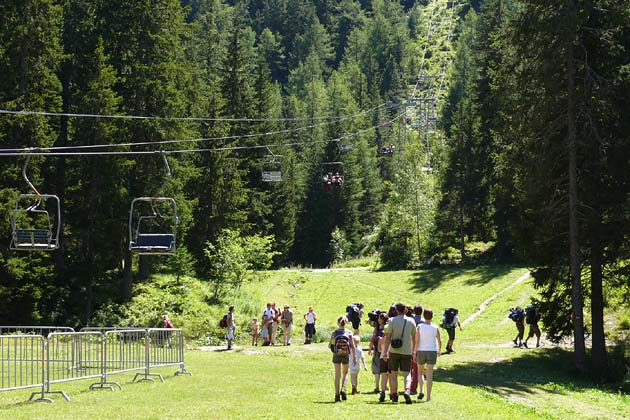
[329,302,462,404]
[217,299,543,404]
[508,304,542,348]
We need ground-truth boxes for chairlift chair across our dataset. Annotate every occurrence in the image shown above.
[9,155,61,252]
[10,194,61,251]
[129,197,178,255]
[378,144,396,156]
[321,161,344,190]
[128,152,178,255]
[339,143,354,153]
[261,154,283,182]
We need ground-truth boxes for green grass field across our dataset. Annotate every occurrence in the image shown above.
[1,266,628,420]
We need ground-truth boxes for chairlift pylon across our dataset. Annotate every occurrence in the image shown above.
[10,154,61,252]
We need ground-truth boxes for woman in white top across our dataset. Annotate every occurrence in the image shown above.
[412,308,441,402]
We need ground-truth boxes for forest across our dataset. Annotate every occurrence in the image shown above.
[0,0,629,378]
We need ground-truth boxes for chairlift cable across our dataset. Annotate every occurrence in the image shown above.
[0,103,395,154]
[0,114,404,157]
[0,102,397,123]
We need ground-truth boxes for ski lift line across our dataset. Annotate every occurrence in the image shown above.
[0,102,398,123]
[0,114,405,158]
[0,103,395,154]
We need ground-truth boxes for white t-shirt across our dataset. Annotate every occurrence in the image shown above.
[350,347,365,372]
[417,323,439,352]
[305,312,316,324]
[263,309,274,322]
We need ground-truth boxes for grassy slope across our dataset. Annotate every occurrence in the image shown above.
[1,266,628,420]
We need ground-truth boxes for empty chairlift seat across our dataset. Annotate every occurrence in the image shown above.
[132,233,175,254]
[12,229,54,250]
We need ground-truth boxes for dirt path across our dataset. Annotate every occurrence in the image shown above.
[461,271,531,328]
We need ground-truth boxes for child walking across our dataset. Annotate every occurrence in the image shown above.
[349,335,368,394]
[251,317,259,346]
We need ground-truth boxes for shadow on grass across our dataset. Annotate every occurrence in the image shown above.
[409,265,522,293]
[438,347,623,399]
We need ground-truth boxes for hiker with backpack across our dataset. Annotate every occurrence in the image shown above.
[441,308,462,353]
[225,305,236,350]
[368,310,386,394]
[509,306,526,347]
[413,308,441,402]
[346,303,364,335]
[523,304,541,348]
[381,302,416,404]
[330,315,356,402]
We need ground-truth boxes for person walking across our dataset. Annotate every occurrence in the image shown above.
[349,335,368,394]
[162,314,175,347]
[413,308,441,402]
[442,308,462,353]
[262,302,274,346]
[226,305,236,350]
[509,306,526,347]
[304,306,317,344]
[523,304,542,348]
[330,315,356,402]
[382,302,416,404]
[251,316,259,346]
[409,304,423,394]
[270,301,281,345]
[368,312,386,394]
[281,304,294,345]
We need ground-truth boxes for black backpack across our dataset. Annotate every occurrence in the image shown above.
[346,304,359,322]
[442,308,456,328]
[525,304,537,324]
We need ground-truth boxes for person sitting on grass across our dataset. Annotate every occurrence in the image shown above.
[330,315,356,402]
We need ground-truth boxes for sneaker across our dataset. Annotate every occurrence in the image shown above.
[372,388,380,394]
[335,394,341,403]
[390,393,399,403]
[379,391,386,403]
[512,339,518,346]
[340,390,347,401]
[403,391,412,405]
[523,342,529,348]
[352,386,357,395]
[418,392,425,400]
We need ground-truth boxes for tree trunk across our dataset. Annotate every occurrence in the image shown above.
[590,235,607,380]
[122,250,133,301]
[566,0,586,372]
[138,255,151,280]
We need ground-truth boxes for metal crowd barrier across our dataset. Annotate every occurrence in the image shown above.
[0,327,191,403]
[0,326,75,336]
[0,335,45,396]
